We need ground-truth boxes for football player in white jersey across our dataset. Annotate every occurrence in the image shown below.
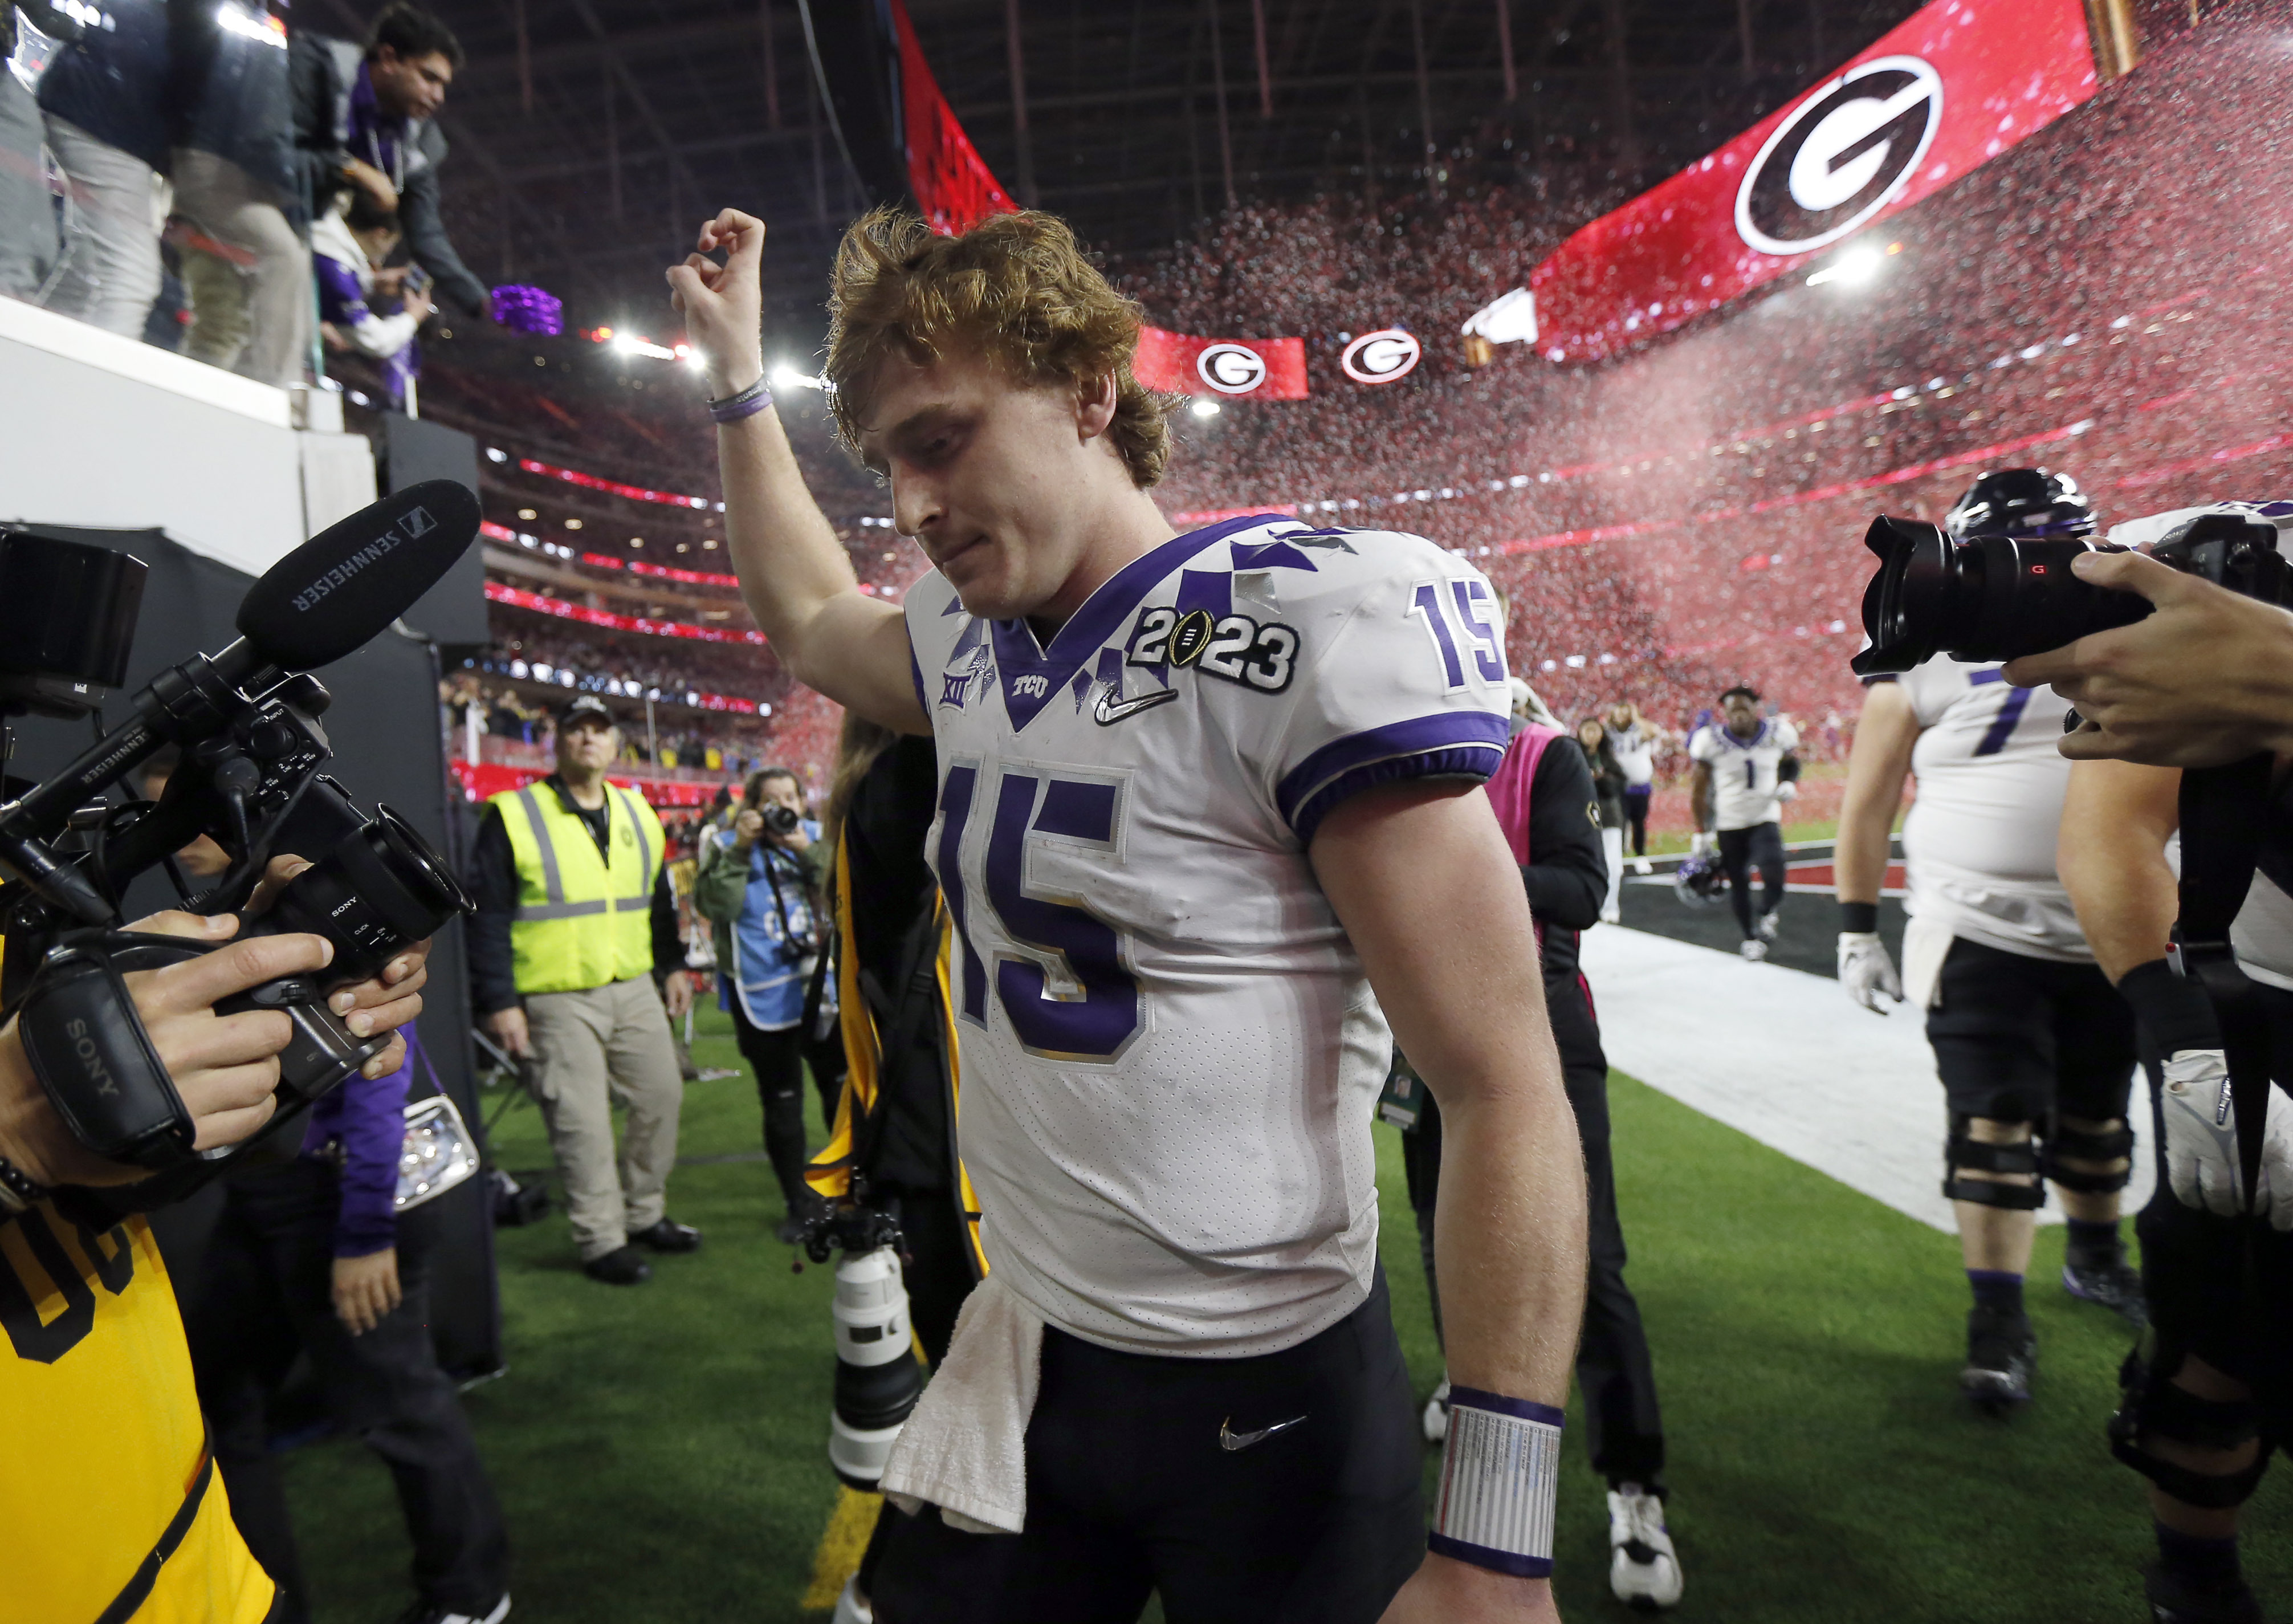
[1833,470,2143,1415]
[670,207,1588,1623]
[1601,703,1667,874]
[1686,686,1800,960]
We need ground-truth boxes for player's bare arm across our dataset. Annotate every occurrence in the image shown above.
[1836,682,1919,907]
[669,209,927,735]
[2055,758,2182,982]
[1313,780,1586,1624]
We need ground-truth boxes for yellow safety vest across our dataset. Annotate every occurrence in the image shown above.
[3,1206,275,1623]
[491,779,666,996]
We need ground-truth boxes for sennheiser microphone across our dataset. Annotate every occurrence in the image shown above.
[233,479,481,673]
[0,482,483,882]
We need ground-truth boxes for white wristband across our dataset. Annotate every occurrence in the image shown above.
[1428,1387,1563,1578]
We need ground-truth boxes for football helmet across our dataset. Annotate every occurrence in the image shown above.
[1944,468,2098,541]
[1672,853,1729,909]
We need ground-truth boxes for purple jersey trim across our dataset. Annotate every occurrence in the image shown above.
[1426,1534,1554,1580]
[984,513,1290,734]
[1277,711,1512,838]
[1447,1385,1567,1428]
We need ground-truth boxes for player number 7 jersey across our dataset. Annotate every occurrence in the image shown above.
[904,514,1511,1357]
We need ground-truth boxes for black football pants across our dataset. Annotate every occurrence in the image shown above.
[869,1270,1424,1624]
[1717,821,1786,940]
[185,1159,509,1620]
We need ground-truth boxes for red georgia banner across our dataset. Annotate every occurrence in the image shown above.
[1134,327,1310,401]
[893,0,1016,235]
[1527,0,2099,362]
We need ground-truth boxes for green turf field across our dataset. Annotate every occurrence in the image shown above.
[279,1003,2289,1622]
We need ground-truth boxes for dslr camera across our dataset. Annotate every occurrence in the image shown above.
[1851,507,2293,675]
[0,485,481,1215]
[760,802,802,838]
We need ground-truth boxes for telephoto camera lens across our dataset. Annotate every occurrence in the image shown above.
[828,1245,924,1490]
[1849,515,2147,676]
[249,805,474,985]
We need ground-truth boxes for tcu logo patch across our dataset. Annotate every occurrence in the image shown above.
[1012,674,1050,699]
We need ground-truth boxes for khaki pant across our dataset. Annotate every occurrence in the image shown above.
[522,976,685,1262]
[172,148,309,388]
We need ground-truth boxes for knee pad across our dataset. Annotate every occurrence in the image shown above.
[2039,1116,2136,1195]
[2108,1340,2274,1509]
[1943,1116,2046,1211]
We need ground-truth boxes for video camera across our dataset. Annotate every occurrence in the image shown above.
[0,484,483,1214]
[1850,508,2293,675]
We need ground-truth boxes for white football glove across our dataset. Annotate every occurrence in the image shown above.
[1775,780,1799,804]
[1690,831,1716,857]
[2158,1049,2293,1230]
[1836,933,1903,1014]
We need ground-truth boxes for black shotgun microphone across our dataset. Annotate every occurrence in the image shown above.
[235,479,482,672]
[0,482,483,905]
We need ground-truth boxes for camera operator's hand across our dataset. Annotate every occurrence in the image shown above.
[238,856,433,1080]
[0,919,337,1189]
[333,1246,402,1335]
[666,208,766,399]
[2002,549,2293,767]
[484,1006,531,1060]
[732,807,765,852]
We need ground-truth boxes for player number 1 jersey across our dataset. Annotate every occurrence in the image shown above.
[905,514,1511,1357]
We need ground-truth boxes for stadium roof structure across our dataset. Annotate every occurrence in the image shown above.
[360,0,1925,330]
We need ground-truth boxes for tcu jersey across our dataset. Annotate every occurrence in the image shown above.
[1605,722,1658,789]
[905,514,1511,1356]
[1883,658,2088,961]
[1687,717,1799,830]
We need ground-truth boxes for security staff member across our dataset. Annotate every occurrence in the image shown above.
[470,695,700,1285]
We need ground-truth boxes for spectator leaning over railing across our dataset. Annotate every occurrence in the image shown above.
[288,3,488,335]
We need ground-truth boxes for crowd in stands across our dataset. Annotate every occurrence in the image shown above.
[1,2,484,402]
[1123,44,2293,728]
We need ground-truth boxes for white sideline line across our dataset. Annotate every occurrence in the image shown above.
[1579,925,2156,1234]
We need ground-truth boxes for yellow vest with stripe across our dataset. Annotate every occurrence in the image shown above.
[491,780,666,995]
[4,1206,275,1622]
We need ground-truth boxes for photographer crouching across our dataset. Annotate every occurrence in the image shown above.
[1856,499,2293,1623]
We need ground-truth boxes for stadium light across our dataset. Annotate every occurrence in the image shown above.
[1806,241,1904,290]
[772,363,828,390]
[1190,398,1221,419]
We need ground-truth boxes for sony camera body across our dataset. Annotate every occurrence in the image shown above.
[0,487,480,1210]
[760,801,803,837]
[1851,507,2293,676]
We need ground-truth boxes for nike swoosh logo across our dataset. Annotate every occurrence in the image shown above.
[1219,1414,1308,1451]
[1093,686,1180,726]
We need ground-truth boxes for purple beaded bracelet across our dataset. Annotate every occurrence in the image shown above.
[709,376,773,424]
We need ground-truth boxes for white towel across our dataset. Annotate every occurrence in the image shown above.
[879,1271,1044,1535]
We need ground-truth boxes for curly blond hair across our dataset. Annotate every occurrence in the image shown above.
[824,207,1176,489]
